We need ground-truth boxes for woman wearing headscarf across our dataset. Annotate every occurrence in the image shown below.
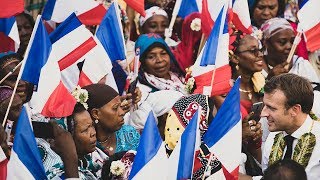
[261,18,319,83]
[82,84,140,156]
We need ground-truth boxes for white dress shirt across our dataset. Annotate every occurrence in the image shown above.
[262,116,320,180]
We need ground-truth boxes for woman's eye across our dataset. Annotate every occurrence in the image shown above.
[147,55,154,60]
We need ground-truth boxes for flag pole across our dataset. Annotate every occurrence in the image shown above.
[0,61,22,84]
[2,15,42,127]
[284,32,302,69]
[197,34,207,57]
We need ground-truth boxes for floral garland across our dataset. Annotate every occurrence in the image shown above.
[71,85,89,110]
[268,121,316,168]
[184,67,196,94]
[110,160,125,177]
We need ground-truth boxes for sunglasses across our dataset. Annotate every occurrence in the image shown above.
[237,48,264,57]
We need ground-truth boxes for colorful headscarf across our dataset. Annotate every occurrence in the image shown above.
[0,51,15,59]
[135,33,183,78]
[139,6,168,26]
[261,17,293,40]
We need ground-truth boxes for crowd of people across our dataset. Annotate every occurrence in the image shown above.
[1,0,320,179]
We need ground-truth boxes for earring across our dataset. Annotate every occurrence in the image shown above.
[95,119,99,124]
[236,64,239,71]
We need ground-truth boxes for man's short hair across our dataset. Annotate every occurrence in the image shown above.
[264,73,314,114]
[263,159,307,180]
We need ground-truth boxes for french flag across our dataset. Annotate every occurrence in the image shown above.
[0,0,24,18]
[96,2,127,94]
[124,0,146,17]
[231,0,253,34]
[129,111,168,180]
[7,105,47,179]
[297,0,320,52]
[201,0,227,36]
[21,15,76,117]
[203,78,242,179]
[42,0,107,25]
[298,0,308,8]
[172,0,202,18]
[167,109,201,179]
[192,5,232,96]
[0,16,20,52]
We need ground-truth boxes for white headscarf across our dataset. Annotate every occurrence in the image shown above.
[139,6,168,26]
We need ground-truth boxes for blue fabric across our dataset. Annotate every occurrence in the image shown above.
[200,7,225,66]
[42,0,56,20]
[298,0,308,8]
[13,106,47,179]
[96,2,126,62]
[0,16,15,35]
[112,61,127,95]
[178,0,199,18]
[177,110,199,179]
[129,111,162,179]
[96,125,140,154]
[49,13,82,44]
[203,78,241,147]
[21,17,52,87]
[0,51,15,59]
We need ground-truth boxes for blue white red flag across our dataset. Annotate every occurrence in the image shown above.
[231,0,253,34]
[129,111,168,180]
[0,16,20,52]
[42,0,106,25]
[192,4,232,96]
[203,78,242,179]
[297,0,320,52]
[7,105,47,179]
[167,109,202,179]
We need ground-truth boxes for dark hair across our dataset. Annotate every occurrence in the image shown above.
[67,103,87,135]
[101,151,127,179]
[263,159,307,180]
[17,12,35,27]
[249,0,286,27]
[264,74,314,114]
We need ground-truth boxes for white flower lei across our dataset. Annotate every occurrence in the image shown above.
[110,160,125,176]
[71,85,89,109]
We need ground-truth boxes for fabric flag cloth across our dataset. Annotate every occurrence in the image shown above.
[174,0,201,18]
[124,0,146,17]
[231,0,253,34]
[96,2,127,94]
[297,0,320,52]
[167,109,201,179]
[192,4,232,96]
[0,16,20,52]
[298,0,308,8]
[96,2,126,62]
[42,0,106,25]
[201,0,227,36]
[7,105,47,179]
[0,147,8,180]
[21,15,76,118]
[129,111,168,180]
[203,78,242,180]
[0,0,24,18]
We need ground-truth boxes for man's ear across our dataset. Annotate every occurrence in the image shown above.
[91,108,99,120]
[290,104,302,117]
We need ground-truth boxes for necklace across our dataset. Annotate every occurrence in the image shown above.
[98,135,114,152]
[239,88,252,100]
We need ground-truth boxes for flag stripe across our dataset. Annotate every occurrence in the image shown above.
[0,0,24,18]
[8,107,47,179]
[58,37,97,71]
[42,0,56,20]
[77,4,106,25]
[129,112,163,179]
[203,78,241,147]
[49,13,82,44]
[78,71,93,87]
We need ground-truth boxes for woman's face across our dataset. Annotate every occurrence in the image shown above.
[0,94,23,122]
[96,96,125,132]
[16,15,33,49]
[253,0,279,27]
[266,29,295,64]
[236,35,263,73]
[144,47,171,79]
[73,111,96,156]
[142,15,169,38]
[1,59,32,103]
